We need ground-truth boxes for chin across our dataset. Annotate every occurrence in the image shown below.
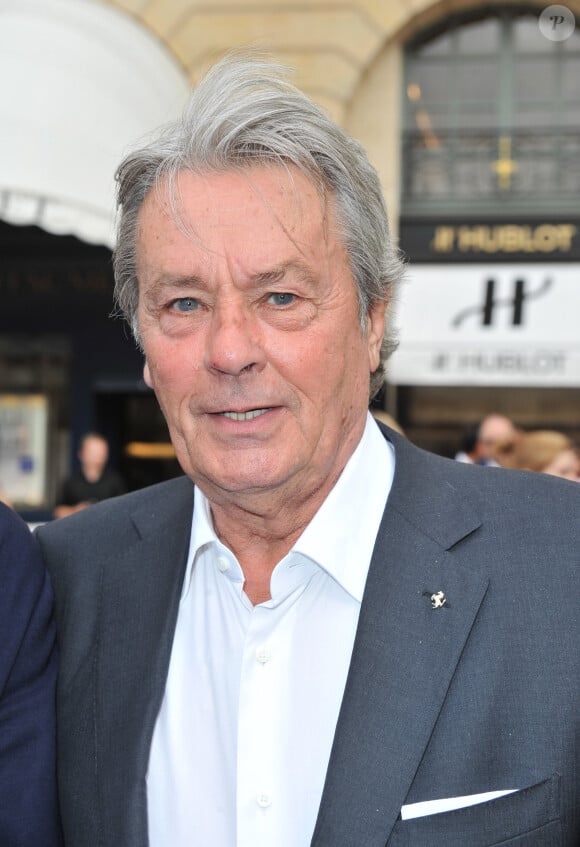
[204,463,292,496]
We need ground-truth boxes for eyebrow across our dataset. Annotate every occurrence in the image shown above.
[144,261,316,300]
[142,273,204,301]
[252,261,316,288]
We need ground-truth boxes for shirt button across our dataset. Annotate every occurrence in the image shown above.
[217,556,230,573]
[256,646,271,664]
[256,792,272,808]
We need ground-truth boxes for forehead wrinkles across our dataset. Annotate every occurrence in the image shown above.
[150,165,331,260]
[242,164,331,255]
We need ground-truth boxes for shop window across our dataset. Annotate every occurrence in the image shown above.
[402,7,580,214]
[0,338,70,510]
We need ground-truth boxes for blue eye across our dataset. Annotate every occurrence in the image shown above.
[172,297,199,312]
[268,293,295,306]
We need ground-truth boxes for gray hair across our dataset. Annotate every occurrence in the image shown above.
[113,54,404,396]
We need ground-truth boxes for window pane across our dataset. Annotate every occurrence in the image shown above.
[514,58,555,100]
[416,31,453,57]
[454,110,496,129]
[512,108,557,128]
[452,159,495,196]
[406,62,451,103]
[514,158,557,193]
[562,104,580,126]
[561,31,580,52]
[561,58,580,100]
[457,18,500,53]
[513,16,556,53]
[456,60,498,100]
[409,108,451,132]
[405,150,451,198]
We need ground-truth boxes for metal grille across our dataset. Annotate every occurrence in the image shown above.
[402,129,580,214]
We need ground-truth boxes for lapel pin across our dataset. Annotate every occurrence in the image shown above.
[425,590,447,609]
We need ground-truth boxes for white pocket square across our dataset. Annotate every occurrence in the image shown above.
[401,788,518,820]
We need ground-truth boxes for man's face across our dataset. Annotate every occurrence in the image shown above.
[79,437,108,473]
[477,415,517,462]
[136,166,385,508]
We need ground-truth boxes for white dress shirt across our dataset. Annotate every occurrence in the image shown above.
[147,413,395,846]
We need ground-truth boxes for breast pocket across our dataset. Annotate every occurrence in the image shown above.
[389,774,560,847]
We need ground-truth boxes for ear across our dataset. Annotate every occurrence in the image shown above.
[366,300,387,374]
[143,361,153,388]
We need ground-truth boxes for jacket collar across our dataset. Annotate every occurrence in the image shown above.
[312,427,489,846]
[97,477,195,845]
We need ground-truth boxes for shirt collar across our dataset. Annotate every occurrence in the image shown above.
[291,412,394,601]
[183,412,395,602]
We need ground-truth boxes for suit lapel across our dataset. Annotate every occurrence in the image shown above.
[96,477,194,845]
[312,432,489,847]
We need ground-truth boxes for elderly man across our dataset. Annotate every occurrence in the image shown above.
[38,56,579,846]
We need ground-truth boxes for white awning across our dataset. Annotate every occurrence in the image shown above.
[0,0,190,247]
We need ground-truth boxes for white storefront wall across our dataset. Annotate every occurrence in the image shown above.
[388,264,580,387]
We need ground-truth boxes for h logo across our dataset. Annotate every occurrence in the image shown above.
[452,277,552,328]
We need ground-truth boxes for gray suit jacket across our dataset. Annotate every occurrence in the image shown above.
[37,427,579,846]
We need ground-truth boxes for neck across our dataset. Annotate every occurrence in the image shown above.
[205,464,345,604]
[211,486,321,569]
[199,415,367,603]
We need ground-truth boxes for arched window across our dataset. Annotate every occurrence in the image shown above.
[402,7,580,214]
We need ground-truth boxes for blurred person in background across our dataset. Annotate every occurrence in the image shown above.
[54,432,126,518]
[474,413,518,466]
[0,502,61,845]
[453,424,480,464]
[508,430,580,482]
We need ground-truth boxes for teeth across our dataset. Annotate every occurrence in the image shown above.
[222,408,271,421]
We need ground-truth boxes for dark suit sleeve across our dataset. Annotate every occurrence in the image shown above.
[0,505,62,846]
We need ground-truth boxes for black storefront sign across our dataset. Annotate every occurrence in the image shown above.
[399,218,580,263]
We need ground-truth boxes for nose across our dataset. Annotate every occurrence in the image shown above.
[205,300,266,377]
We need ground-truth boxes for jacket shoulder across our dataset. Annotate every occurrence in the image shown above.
[381,425,580,565]
[37,476,194,580]
[385,425,580,519]
[41,475,193,538]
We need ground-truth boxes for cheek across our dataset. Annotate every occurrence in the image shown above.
[264,328,319,382]
[144,355,187,413]
[145,334,195,387]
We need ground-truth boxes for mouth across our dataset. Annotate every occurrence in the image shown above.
[219,407,272,421]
